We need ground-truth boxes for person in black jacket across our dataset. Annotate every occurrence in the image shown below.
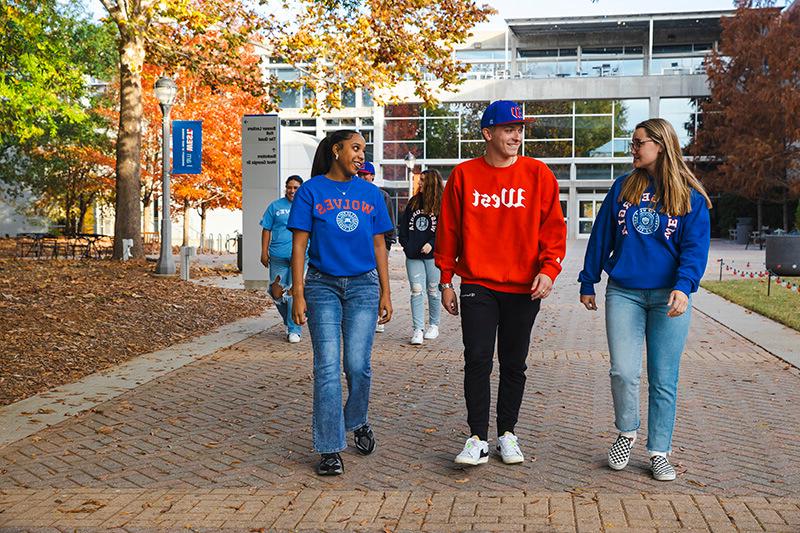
[399,169,444,345]
[358,161,396,333]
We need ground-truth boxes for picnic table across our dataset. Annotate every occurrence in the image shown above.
[14,233,111,259]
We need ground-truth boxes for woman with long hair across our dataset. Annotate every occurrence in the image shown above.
[578,118,711,481]
[399,169,445,345]
[288,130,394,476]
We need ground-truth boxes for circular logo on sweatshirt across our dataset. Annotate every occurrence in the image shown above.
[632,207,659,235]
[415,217,429,231]
[336,210,359,232]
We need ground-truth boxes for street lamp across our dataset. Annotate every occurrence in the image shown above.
[154,76,177,275]
[404,151,416,199]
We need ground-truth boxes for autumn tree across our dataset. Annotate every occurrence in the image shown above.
[693,1,800,230]
[0,1,116,232]
[98,0,492,260]
[168,68,265,248]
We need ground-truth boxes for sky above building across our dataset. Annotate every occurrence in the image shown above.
[87,0,741,24]
[477,0,738,28]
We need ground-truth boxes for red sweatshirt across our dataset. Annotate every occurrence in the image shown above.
[434,156,567,294]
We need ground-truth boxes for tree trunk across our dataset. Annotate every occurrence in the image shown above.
[783,198,789,232]
[199,204,207,254]
[757,198,763,231]
[112,31,145,259]
[77,192,95,234]
[182,198,190,247]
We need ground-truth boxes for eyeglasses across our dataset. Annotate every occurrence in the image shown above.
[629,138,657,151]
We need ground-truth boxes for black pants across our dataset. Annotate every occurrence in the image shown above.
[460,283,541,441]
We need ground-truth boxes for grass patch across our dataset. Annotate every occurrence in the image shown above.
[702,277,800,332]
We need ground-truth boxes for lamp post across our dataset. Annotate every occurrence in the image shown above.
[404,151,416,199]
[154,76,177,275]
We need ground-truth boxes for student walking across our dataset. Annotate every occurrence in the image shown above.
[288,130,394,476]
[435,100,567,466]
[260,175,304,343]
[399,169,444,345]
[578,118,711,481]
[357,161,396,333]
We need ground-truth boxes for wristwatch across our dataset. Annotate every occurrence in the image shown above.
[438,283,454,291]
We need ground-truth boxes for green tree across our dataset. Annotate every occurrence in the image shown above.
[1,0,117,231]
[0,0,115,145]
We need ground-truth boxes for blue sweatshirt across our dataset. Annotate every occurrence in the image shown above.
[578,174,710,296]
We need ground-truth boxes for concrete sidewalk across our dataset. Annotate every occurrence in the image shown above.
[1,242,799,531]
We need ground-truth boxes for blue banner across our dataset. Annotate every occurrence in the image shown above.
[172,120,202,174]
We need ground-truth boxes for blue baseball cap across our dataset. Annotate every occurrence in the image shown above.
[480,100,534,129]
[358,161,375,175]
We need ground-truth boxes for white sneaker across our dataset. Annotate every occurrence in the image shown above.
[423,325,439,339]
[454,436,489,465]
[496,432,524,464]
[410,329,424,345]
[375,323,385,333]
[288,333,301,343]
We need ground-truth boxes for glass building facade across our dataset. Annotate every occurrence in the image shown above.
[269,10,728,237]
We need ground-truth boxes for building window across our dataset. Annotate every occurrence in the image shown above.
[659,97,705,152]
[576,164,612,180]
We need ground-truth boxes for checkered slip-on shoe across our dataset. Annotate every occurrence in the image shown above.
[650,455,676,481]
[608,434,634,470]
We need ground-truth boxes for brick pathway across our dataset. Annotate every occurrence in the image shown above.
[2,242,800,531]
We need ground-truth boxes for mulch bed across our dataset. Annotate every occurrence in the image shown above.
[0,258,270,406]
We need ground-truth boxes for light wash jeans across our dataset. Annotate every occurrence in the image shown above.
[405,258,441,331]
[269,257,302,335]
[605,280,692,453]
[304,266,379,453]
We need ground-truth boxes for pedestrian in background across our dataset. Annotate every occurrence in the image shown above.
[260,175,304,343]
[578,117,711,481]
[288,130,393,476]
[357,161,396,333]
[399,168,444,345]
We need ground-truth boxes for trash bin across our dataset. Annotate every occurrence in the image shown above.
[735,217,752,245]
[766,235,800,276]
[236,234,243,272]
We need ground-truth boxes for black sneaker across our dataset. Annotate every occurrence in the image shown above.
[353,424,376,455]
[317,453,343,475]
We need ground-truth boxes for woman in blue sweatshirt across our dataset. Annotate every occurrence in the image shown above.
[578,118,711,482]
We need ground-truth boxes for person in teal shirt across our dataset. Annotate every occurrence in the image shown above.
[260,175,304,343]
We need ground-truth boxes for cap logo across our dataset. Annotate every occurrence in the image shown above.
[510,106,523,120]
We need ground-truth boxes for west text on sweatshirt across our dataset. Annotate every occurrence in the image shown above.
[434,156,567,294]
[578,174,711,296]
[399,201,437,260]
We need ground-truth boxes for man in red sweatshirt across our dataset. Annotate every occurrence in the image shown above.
[435,100,567,466]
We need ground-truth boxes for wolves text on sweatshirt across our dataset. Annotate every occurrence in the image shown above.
[434,156,567,294]
[578,174,710,296]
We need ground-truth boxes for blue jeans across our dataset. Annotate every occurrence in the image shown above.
[305,266,380,453]
[605,280,692,453]
[405,258,441,331]
[269,257,302,335]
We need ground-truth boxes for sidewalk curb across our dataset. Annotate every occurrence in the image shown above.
[0,312,280,449]
[693,287,800,369]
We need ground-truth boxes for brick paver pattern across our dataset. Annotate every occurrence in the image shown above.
[2,242,799,531]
